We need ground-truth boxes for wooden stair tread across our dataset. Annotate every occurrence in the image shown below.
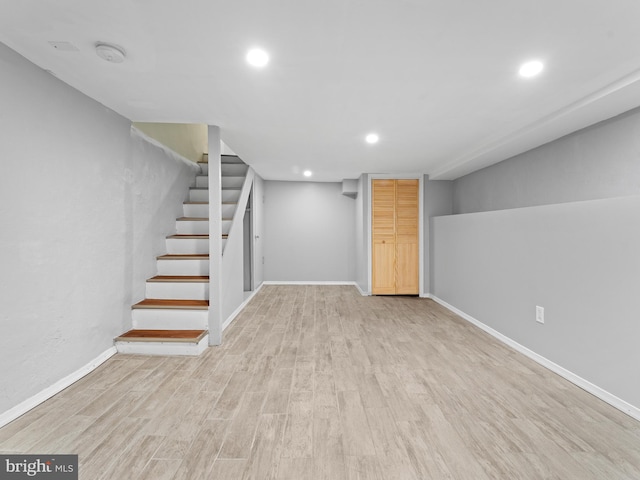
[116,329,207,343]
[158,254,209,260]
[167,234,209,239]
[148,275,209,283]
[177,217,208,221]
[133,299,209,309]
[184,202,209,205]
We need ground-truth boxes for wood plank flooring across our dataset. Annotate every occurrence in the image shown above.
[1,285,639,479]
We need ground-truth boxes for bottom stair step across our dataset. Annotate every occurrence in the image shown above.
[133,299,209,309]
[115,329,208,356]
[117,329,208,342]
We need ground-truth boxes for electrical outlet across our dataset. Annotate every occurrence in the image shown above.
[536,306,544,324]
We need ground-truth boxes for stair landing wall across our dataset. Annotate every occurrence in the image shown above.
[131,129,200,304]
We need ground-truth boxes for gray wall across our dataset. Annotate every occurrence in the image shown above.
[432,195,640,409]
[433,105,640,413]
[423,177,453,295]
[0,42,196,416]
[221,171,263,327]
[264,181,356,282]
[355,174,369,293]
[252,175,265,287]
[131,129,198,303]
[453,107,640,214]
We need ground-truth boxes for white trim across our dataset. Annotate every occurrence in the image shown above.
[115,337,208,356]
[222,283,264,331]
[430,296,640,422]
[0,347,117,429]
[208,126,223,346]
[418,176,424,297]
[354,282,369,296]
[262,281,357,286]
[130,127,200,171]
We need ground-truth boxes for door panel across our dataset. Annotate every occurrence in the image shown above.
[372,180,396,294]
[396,243,419,294]
[395,179,419,294]
[372,242,396,294]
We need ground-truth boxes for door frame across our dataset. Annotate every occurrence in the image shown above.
[367,174,424,296]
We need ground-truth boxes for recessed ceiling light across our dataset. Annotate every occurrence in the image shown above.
[303,170,312,177]
[519,60,544,78]
[365,133,379,144]
[246,48,269,67]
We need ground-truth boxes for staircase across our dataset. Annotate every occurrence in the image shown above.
[115,155,249,356]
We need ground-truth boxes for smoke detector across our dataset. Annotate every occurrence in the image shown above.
[95,43,126,63]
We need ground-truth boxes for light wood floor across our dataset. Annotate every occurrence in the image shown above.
[1,285,639,479]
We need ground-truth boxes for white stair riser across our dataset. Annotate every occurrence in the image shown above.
[221,164,248,176]
[157,259,209,275]
[222,220,232,235]
[132,309,208,330]
[222,238,227,249]
[184,204,209,217]
[190,189,209,202]
[146,282,209,300]
[166,238,209,254]
[196,176,209,188]
[222,190,240,203]
[222,176,244,188]
[176,220,209,235]
[222,204,235,217]
[222,156,243,164]
[116,335,208,356]
[199,163,208,175]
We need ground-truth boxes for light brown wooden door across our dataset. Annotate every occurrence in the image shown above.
[372,179,419,295]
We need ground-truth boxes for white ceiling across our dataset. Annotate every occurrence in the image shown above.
[2,0,640,181]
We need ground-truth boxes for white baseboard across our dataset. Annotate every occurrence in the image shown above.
[262,281,358,286]
[430,295,640,422]
[353,282,370,296]
[263,281,369,296]
[116,337,208,356]
[0,347,117,429]
[222,283,264,331]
